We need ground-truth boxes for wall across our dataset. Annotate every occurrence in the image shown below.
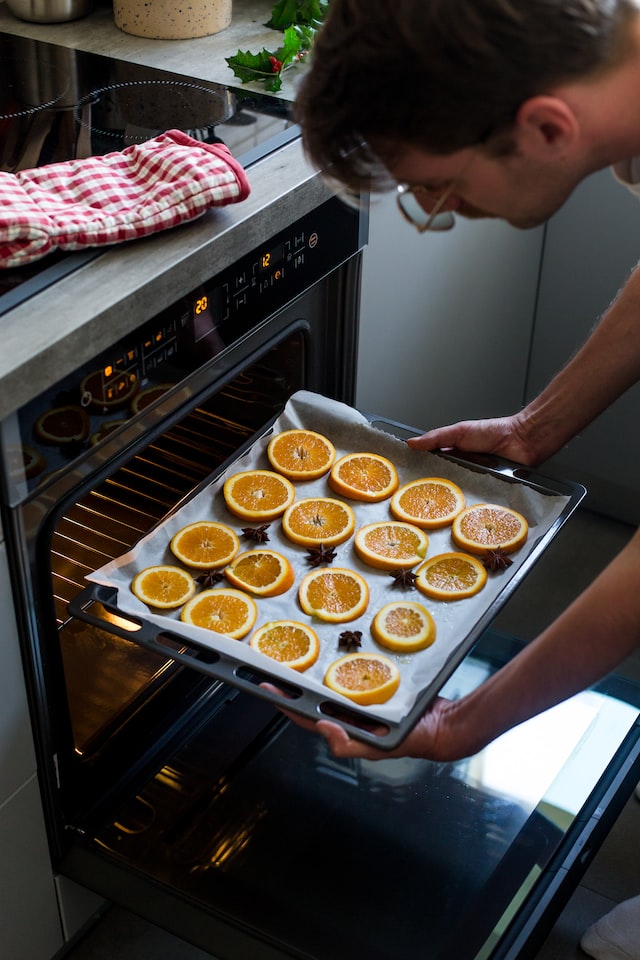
[526,168,640,523]
[356,191,545,431]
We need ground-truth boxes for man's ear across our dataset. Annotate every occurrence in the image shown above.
[514,95,580,155]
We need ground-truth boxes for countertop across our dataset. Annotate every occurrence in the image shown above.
[0,0,329,422]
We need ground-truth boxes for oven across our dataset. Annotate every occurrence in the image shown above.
[2,26,640,960]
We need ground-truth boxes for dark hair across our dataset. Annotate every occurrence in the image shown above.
[294,0,636,191]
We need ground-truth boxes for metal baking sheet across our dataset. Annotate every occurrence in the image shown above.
[71,390,586,749]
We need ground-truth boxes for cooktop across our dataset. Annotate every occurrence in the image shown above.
[0,30,298,315]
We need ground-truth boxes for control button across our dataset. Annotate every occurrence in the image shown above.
[309,232,318,249]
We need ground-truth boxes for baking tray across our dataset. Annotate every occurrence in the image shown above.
[69,390,586,749]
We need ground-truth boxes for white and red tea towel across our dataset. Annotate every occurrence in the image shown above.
[0,129,251,268]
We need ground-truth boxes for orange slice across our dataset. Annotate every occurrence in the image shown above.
[354,520,429,570]
[282,497,355,547]
[130,383,173,415]
[131,564,196,609]
[324,652,400,705]
[415,552,488,600]
[328,452,399,502]
[451,503,528,556]
[170,520,240,569]
[266,428,336,480]
[34,405,91,446]
[298,567,369,622]
[371,600,436,652]
[6,443,45,480]
[249,620,320,671]
[390,476,465,529]
[224,549,294,597]
[180,587,257,639]
[223,469,295,522]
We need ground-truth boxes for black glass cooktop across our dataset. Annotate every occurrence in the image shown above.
[0,30,298,314]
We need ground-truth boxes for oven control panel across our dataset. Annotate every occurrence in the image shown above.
[184,194,363,347]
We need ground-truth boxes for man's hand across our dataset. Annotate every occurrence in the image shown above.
[262,683,470,761]
[407,413,541,466]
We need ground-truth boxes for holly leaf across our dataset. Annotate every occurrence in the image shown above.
[227,0,328,91]
[225,48,284,91]
[267,0,329,30]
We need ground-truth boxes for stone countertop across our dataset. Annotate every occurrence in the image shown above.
[0,0,299,88]
[0,0,326,422]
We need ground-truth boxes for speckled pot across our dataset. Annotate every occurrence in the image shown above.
[113,0,232,39]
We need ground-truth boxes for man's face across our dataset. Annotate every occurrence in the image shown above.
[391,143,584,230]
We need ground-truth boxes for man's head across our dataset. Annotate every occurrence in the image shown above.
[295,0,639,214]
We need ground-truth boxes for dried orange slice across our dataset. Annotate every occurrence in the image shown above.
[180,587,257,639]
[328,452,399,502]
[324,652,400,705]
[266,428,336,480]
[131,564,196,609]
[298,567,369,622]
[170,520,240,570]
[34,405,91,446]
[354,520,429,570]
[249,620,320,671]
[415,552,487,600]
[282,496,355,547]
[390,476,465,529]
[130,383,173,415]
[224,549,294,597]
[371,600,436,652]
[223,469,295,522]
[451,503,528,556]
[6,443,45,480]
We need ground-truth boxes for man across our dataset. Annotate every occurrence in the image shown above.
[287,2,640,957]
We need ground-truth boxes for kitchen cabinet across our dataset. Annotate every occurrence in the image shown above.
[356,191,545,429]
[526,168,640,524]
[0,540,63,960]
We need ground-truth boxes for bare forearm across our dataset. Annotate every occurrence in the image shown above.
[520,263,640,462]
[441,529,640,757]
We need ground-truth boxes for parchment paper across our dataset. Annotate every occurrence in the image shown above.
[88,390,570,724]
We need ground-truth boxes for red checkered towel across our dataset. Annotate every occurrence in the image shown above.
[0,129,251,268]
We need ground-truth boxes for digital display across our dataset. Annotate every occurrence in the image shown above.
[259,241,286,271]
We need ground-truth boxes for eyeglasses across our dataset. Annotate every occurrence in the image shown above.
[396,181,457,232]
[395,151,477,233]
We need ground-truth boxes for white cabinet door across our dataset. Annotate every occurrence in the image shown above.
[0,541,36,804]
[527,168,640,523]
[0,777,63,960]
[356,192,544,430]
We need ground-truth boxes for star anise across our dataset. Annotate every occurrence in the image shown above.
[338,630,363,650]
[389,568,417,589]
[241,523,271,543]
[482,547,513,572]
[305,543,338,567]
[196,569,225,588]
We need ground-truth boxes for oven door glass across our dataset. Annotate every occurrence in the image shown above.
[63,629,640,960]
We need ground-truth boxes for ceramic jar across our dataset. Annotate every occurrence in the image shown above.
[113,0,232,39]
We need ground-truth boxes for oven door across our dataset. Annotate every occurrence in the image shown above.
[60,629,640,960]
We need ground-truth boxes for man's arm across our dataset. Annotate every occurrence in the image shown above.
[303,527,640,762]
[409,262,640,465]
